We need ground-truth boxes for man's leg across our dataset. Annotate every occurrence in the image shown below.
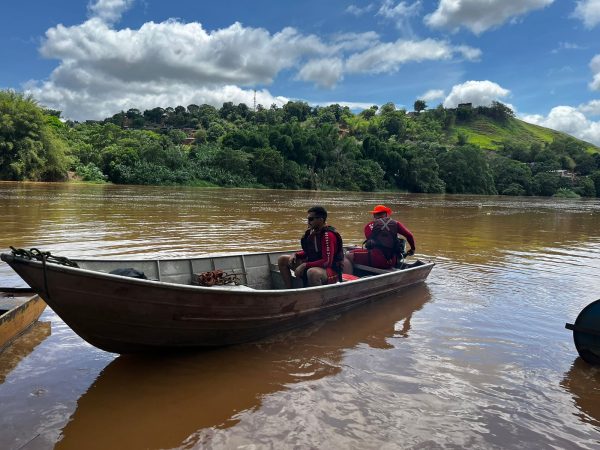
[277,254,295,289]
[306,267,328,286]
[343,252,354,275]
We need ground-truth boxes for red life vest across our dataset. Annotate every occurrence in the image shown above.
[365,217,405,260]
[300,225,344,272]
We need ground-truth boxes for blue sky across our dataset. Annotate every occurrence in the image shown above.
[1,0,600,144]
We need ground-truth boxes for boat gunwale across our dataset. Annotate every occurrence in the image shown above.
[1,252,435,296]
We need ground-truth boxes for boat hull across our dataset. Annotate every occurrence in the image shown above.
[0,293,46,352]
[1,252,433,353]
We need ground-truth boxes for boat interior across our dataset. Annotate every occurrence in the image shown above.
[74,250,425,291]
[0,292,34,317]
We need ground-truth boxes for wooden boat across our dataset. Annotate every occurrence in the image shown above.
[0,288,47,352]
[0,249,434,354]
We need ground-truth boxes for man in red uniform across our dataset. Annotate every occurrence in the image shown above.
[278,205,344,288]
[345,204,415,272]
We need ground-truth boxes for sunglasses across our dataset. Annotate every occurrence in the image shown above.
[307,216,322,222]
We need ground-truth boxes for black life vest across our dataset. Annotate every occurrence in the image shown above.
[365,217,405,260]
[300,225,344,276]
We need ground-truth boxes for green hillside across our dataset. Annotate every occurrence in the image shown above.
[451,116,599,153]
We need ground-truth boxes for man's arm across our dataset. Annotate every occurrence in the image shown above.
[396,222,416,253]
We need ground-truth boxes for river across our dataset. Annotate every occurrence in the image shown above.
[0,182,599,449]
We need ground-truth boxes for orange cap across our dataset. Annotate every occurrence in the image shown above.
[370,205,391,215]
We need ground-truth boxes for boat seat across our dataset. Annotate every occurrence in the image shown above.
[352,264,397,275]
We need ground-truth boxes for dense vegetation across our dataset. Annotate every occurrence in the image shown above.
[2,89,600,197]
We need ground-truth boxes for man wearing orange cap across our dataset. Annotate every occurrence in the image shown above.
[345,204,416,271]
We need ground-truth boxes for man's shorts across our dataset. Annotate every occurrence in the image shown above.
[290,256,339,285]
[349,248,395,269]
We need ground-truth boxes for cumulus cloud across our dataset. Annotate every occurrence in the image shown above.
[425,0,554,34]
[443,80,510,108]
[572,0,600,29]
[590,54,600,90]
[40,20,328,87]
[296,58,344,88]
[27,13,481,120]
[522,106,600,146]
[346,38,480,74]
[29,19,328,119]
[27,79,288,121]
[88,0,134,24]
[579,99,600,116]
[420,89,445,102]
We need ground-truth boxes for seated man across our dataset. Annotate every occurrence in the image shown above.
[277,205,344,288]
[344,204,415,272]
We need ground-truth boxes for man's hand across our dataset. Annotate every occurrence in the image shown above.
[406,249,415,256]
[294,263,306,278]
[290,254,297,266]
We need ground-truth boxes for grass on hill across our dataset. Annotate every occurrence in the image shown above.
[449,116,599,153]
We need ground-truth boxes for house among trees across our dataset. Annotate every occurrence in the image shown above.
[457,103,473,109]
[550,169,576,180]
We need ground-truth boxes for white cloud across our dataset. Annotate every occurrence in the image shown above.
[420,89,445,102]
[29,19,330,119]
[40,20,328,87]
[346,38,480,73]
[330,32,381,52]
[377,0,422,32]
[27,14,481,120]
[296,58,344,88]
[27,80,288,121]
[590,54,600,90]
[378,0,421,19]
[425,0,554,34]
[88,0,134,24]
[551,42,585,54]
[312,101,374,110]
[522,106,600,146]
[443,80,510,108]
[579,99,600,116]
[572,0,600,29]
[345,3,375,16]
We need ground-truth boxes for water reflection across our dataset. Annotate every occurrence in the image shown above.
[55,285,430,450]
[0,321,51,384]
[561,358,600,427]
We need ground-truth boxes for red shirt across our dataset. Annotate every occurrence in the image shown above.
[295,228,339,269]
[364,218,416,252]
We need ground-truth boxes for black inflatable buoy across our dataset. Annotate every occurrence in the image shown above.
[566,299,600,365]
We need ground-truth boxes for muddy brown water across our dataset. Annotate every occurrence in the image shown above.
[0,182,599,449]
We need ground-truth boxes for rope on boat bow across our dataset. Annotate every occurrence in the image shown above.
[9,247,80,302]
[9,247,79,268]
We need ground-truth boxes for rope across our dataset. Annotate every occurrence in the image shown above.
[9,247,79,268]
[9,247,79,302]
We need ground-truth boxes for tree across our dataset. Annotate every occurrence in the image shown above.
[590,171,600,197]
[490,156,532,195]
[437,146,497,194]
[414,99,427,113]
[283,101,311,122]
[532,172,560,196]
[251,147,284,186]
[0,90,69,181]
